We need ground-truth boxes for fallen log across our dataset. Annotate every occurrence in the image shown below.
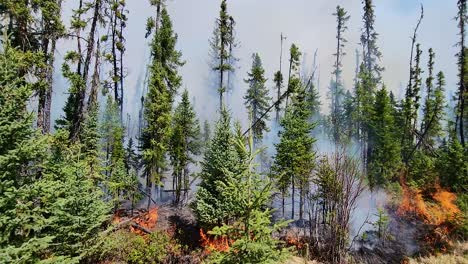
[130,223,152,234]
[102,212,144,235]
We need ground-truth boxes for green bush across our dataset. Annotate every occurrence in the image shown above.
[96,230,174,264]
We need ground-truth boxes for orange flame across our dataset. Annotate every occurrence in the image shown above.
[398,176,462,252]
[200,229,230,253]
[130,207,159,235]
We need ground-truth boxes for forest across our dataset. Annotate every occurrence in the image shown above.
[0,0,467,263]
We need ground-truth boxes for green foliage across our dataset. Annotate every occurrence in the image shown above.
[169,89,201,204]
[141,7,183,198]
[368,86,401,187]
[102,96,132,210]
[273,84,316,215]
[437,137,468,192]
[244,53,271,143]
[96,230,174,264]
[0,38,109,263]
[202,120,212,147]
[373,208,389,240]
[206,130,290,264]
[193,110,243,226]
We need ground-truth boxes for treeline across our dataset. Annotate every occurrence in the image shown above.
[0,0,466,263]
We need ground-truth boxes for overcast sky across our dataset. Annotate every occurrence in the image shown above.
[52,0,460,132]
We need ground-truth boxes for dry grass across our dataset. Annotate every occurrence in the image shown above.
[284,256,322,264]
[408,242,468,264]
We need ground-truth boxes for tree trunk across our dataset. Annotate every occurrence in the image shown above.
[71,0,102,141]
[291,178,295,220]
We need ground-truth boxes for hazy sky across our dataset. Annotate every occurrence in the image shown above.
[52,0,460,132]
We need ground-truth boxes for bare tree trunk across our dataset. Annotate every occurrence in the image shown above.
[71,0,102,141]
[291,178,295,220]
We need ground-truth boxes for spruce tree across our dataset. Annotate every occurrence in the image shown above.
[244,53,271,144]
[0,38,109,263]
[211,0,236,110]
[208,132,289,264]
[360,0,384,83]
[141,6,183,209]
[202,120,211,146]
[169,89,201,204]
[368,87,401,186]
[421,50,446,150]
[273,84,316,220]
[455,0,467,147]
[193,109,243,226]
[330,5,350,145]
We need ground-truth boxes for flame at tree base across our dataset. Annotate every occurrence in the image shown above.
[397,179,462,253]
[199,229,230,253]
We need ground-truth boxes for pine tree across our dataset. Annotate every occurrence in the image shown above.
[273,84,316,220]
[141,6,183,209]
[368,86,401,187]
[244,53,271,144]
[169,89,202,204]
[355,63,376,172]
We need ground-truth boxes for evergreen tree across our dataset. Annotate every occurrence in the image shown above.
[59,0,106,141]
[355,63,376,172]
[273,85,316,220]
[421,50,446,150]
[0,0,65,133]
[360,0,384,83]
[193,110,244,226]
[0,38,109,263]
[285,44,301,107]
[202,120,212,146]
[244,53,271,144]
[103,0,128,118]
[211,0,237,110]
[330,5,350,145]
[141,6,183,209]
[455,0,467,147]
[208,133,289,264]
[368,86,401,187]
[102,96,128,211]
[402,44,423,162]
[169,89,202,205]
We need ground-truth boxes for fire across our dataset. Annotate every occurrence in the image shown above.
[199,229,230,253]
[398,176,462,252]
[130,207,159,235]
[285,235,306,250]
[398,184,461,225]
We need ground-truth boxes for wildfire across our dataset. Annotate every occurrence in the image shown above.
[111,208,159,236]
[130,207,159,235]
[398,184,461,225]
[199,229,230,253]
[397,177,462,252]
[285,235,306,250]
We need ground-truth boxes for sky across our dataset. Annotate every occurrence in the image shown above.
[51,0,460,134]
